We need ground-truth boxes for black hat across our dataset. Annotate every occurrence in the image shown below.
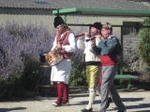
[90,22,102,30]
[53,16,65,28]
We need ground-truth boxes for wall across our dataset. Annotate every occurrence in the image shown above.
[0,14,55,34]
[0,12,144,37]
[65,15,144,37]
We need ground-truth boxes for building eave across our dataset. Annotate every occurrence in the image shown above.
[52,7,150,17]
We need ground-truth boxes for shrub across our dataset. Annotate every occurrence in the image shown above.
[70,50,87,86]
[0,21,53,98]
[138,17,150,66]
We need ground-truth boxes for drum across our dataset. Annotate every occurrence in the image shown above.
[45,49,63,66]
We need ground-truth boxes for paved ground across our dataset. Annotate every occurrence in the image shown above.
[0,90,150,112]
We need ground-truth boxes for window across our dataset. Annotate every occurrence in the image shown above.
[123,22,142,35]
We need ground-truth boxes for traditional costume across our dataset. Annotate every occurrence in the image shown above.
[51,16,76,106]
[77,22,102,112]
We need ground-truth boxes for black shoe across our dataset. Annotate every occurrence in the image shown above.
[106,97,112,109]
[81,108,93,112]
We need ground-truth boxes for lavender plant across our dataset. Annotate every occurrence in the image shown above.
[0,21,53,80]
[0,21,55,98]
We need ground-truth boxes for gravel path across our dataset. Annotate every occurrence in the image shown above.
[0,91,150,112]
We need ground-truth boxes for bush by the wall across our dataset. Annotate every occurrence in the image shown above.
[138,17,150,82]
[70,50,87,86]
[138,17,150,66]
[0,22,53,98]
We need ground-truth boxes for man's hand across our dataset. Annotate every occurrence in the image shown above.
[77,32,89,40]
[95,35,102,42]
[56,42,62,49]
[91,39,96,47]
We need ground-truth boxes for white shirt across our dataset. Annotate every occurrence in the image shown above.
[77,37,100,62]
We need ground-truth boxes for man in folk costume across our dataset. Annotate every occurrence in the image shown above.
[96,23,126,112]
[77,22,102,112]
[51,16,76,106]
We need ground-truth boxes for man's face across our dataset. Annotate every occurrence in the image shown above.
[101,28,110,38]
[90,27,99,36]
[56,24,65,34]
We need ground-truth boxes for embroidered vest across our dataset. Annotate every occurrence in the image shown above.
[56,31,74,59]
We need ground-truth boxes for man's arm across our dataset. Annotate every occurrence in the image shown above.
[98,37,118,55]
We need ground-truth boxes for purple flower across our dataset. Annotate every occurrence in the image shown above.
[0,22,53,80]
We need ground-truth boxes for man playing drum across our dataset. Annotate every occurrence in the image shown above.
[50,16,76,106]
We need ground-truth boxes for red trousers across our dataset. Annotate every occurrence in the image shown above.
[56,82,69,104]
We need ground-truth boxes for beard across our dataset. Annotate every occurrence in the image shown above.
[91,32,97,37]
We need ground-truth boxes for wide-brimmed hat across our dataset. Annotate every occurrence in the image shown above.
[90,22,102,30]
[53,16,65,28]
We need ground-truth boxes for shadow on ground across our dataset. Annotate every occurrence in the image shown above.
[0,107,27,112]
